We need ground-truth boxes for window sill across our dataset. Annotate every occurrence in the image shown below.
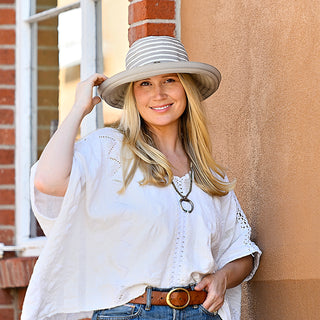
[0,256,37,288]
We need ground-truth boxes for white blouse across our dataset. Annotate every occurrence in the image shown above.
[21,127,261,320]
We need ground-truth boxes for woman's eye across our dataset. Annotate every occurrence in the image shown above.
[165,78,175,83]
[140,81,150,86]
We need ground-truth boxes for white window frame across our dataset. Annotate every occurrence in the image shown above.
[15,0,103,256]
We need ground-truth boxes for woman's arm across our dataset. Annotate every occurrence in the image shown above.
[34,73,107,197]
[194,255,253,313]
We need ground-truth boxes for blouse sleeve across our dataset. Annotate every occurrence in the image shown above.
[30,128,123,237]
[216,190,262,281]
[30,147,87,237]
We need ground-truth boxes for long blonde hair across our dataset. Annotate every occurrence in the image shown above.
[117,73,235,196]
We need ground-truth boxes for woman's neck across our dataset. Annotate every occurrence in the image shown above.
[150,125,181,154]
[150,127,190,177]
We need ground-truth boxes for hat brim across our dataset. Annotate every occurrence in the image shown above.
[98,61,221,109]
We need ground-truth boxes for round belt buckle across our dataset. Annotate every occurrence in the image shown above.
[166,288,191,310]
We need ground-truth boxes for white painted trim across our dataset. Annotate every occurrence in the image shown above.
[15,0,45,256]
[80,0,103,137]
[30,22,38,166]
[24,2,80,23]
[175,0,181,40]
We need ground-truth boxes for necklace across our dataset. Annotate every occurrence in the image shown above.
[171,167,194,214]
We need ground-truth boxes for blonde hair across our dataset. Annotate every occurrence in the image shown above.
[117,73,235,196]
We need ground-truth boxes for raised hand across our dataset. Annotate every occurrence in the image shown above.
[73,73,107,118]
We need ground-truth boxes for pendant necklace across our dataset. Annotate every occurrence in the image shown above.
[171,166,194,214]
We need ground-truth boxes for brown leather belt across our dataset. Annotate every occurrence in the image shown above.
[129,287,207,310]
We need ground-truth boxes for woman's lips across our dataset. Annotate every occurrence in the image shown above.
[150,103,173,111]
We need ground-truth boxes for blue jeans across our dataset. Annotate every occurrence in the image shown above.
[92,304,222,320]
[92,287,222,320]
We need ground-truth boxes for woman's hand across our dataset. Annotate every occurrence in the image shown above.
[194,271,227,313]
[194,255,254,313]
[73,73,107,117]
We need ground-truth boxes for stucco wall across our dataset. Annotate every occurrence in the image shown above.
[181,1,320,318]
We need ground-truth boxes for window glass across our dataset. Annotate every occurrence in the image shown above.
[35,9,81,158]
[36,0,56,14]
[57,8,81,124]
[36,15,59,160]
[100,0,127,125]
[36,0,79,13]
[30,3,81,237]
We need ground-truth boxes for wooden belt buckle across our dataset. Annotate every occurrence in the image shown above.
[165,288,191,310]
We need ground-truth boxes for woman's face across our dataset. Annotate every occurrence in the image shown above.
[133,73,187,131]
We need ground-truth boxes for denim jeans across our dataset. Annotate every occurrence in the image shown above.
[92,287,222,320]
[91,304,222,320]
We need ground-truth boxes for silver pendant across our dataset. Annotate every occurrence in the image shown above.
[179,197,194,214]
[172,166,194,214]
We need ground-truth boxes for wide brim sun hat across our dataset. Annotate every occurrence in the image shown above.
[98,36,221,109]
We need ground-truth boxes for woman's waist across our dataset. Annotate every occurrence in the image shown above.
[129,285,207,310]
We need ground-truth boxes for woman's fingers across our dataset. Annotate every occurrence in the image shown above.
[195,273,227,313]
[91,95,102,106]
[88,73,108,89]
[203,290,224,313]
[80,73,107,91]
[73,73,107,116]
[91,73,107,86]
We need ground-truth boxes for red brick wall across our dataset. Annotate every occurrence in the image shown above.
[0,0,16,247]
[0,0,17,318]
[128,0,177,45]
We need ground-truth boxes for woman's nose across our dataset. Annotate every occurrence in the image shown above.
[152,84,167,99]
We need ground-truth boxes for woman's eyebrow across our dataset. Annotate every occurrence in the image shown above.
[136,78,151,82]
[136,74,178,82]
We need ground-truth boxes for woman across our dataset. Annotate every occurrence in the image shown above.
[22,36,261,320]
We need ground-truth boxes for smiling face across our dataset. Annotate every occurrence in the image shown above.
[133,73,187,132]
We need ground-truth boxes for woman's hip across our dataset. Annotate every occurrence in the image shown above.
[92,286,222,320]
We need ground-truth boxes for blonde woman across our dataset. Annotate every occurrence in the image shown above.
[22,36,261,320]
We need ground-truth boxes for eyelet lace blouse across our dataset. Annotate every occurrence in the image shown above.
[22,127,261,320]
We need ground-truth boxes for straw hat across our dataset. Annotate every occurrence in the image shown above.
[98,36,221,109]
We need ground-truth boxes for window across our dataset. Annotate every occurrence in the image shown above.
[15,0,105,256]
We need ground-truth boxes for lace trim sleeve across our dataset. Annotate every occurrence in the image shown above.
[216,191,262,281]
[232,192,261,281]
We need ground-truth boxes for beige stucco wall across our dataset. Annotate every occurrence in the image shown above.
[181,1,320,318]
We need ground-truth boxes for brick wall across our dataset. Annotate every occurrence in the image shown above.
[0,0,15,247]
[0,0,17,318]
[128,0,178,45]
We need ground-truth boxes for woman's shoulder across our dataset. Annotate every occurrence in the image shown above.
[76,127,123,146]
[82,126,123,141]
[73,127,124,160]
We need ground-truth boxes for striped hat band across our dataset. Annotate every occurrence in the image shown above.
[126,36,189,69]
[98,36,221,109]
